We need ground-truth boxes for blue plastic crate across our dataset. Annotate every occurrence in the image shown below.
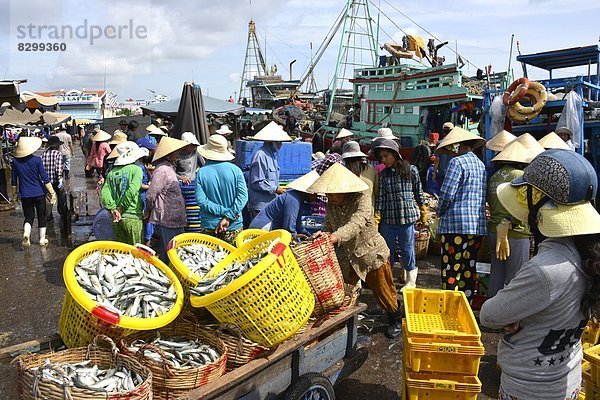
[235,139,312,177]
[301,215,325,235]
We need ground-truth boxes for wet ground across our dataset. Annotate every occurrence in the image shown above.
[0,147,502,399]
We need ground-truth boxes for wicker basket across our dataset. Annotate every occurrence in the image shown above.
[119,321,227,400]
[414,229,430,260]
[205,323,272,372]
[13,335,152,400]
[291,235,345,317]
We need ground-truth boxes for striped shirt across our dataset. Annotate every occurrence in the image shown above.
[437,152,487,235]
[41,148,63,184]
[376,164,424,225]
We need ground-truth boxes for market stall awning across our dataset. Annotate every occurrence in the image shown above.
[245,108,272,115]
[20,91,60,108]
[141,95,245,117]
[41,111,71,125]
[0,108,44,126]
[517,45,600,70]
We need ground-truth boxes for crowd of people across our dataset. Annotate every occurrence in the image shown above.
[6,114,599,399]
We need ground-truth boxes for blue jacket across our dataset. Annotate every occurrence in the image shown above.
[195,160,248,231]
[248,143,280,211]
[11,155,50,199]
[249,189,310,235]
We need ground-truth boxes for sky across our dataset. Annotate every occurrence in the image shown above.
[1,0,600,103]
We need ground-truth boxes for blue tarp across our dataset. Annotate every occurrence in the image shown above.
[142,95,245,117]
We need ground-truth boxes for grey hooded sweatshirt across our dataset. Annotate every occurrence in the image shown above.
[480,237,587,399]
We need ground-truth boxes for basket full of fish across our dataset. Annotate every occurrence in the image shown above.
[119,321,227,399]
[190,230,315,347]
[166,233,236,314]
[13,335,152,400]
[59,241,184,348]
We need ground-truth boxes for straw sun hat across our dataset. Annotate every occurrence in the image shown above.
[497,149,600,238]
[287,171,320,193]
[152,137,188,163]
[308,162,368,194]
[335,128,353,140]
[14,137,43,158]
[376,127,397,140]
[252,121,293,142]
[198,134,234,162]
[491,133,545,164]
[91,130,111,142]
[112,142,149,166]
[538,131,571,150]
[486,129,517,152]
[109,131,127,145]
[435,127,485,155]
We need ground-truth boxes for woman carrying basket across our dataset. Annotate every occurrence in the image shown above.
[309,163,402,339]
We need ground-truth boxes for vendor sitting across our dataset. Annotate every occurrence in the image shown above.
[249,171,319,236]
[308,163,402,339]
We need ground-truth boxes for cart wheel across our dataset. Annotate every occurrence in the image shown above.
[284,372,335,400]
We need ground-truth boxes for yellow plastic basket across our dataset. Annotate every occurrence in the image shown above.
[402,320,484,375]
[190,230,315,347]
[60,241,184,348]
[404,366,481,400]
[403,289,481,343]
[235,229,268,248]
[583,322,600,350]
[167,233,236,314]
[582,361,598,400]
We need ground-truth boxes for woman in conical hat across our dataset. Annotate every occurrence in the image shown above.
[85,129,112,178]
[308,163,403,339]
[486,138,545,298]
[435,127,487,302]
[486,129,517,152]
[481,149,600,399]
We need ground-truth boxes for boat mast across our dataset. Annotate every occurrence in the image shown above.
[239,20,268,106]
[326,0,378,125]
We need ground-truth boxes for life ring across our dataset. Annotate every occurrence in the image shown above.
[503,77,530,106]
[511,81,547,115]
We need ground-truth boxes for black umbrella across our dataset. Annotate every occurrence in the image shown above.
[172,82,210,144]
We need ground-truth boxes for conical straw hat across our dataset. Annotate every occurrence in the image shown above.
[91,130,111,142]
[14,137,42,158]
[307,162,369,194]
[146,124,167,136]
[491,141,542,164]
[486,129,516,152]
[538,131,571,150]
[252,121,292,142]
[512,133,546,154]
[336,128,353,140]
[109,131,127,145]
[152,136,188,163]
[435,127,485,154]
[287,171,320,193]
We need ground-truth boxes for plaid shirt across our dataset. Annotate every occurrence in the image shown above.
[315,153,343,175]
[437,152,487,235]
[41,148,63,184]
[376,164,424,225]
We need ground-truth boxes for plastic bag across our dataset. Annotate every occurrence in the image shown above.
[489,96,507,139]
[556,91,582,148]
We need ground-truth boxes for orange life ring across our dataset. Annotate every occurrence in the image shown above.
[503,77,530,106]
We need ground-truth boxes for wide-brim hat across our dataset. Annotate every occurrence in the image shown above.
[113,142,149,166]
[181,132,200,146]
[491,141,542,164]
[442,122,455,131]
[538,132,571,150]
[152,137,189,163]
[198,134,234,161]
[435,127,485,154]
[109,131,127,145]
[312,151,325,160]
[287,171,320,193]
[555,126,573,137]
[146,124,167,136]
[252,121,293,142]
[373,138,401,159]
[46,135,63,148]
[15,137,43,158]
[342,140,367,159]
[486,129,516,152]
[307,162,369,194]
[497,182,600,237]
[91,130,111,142]
[336,128,353,140]
[216,125,233,135]
[376,127,397,139]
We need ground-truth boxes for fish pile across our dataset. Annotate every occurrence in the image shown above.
[127,336,221,368]
[176,244,228,277]
[75,251,176,318]
[191,252,267,296]
[33,359,143,393]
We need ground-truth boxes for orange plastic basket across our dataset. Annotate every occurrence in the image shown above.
[190,230,315,347]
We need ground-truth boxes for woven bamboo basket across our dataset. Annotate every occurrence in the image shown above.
[13,335,152,400]
[414,229,430,260]
[291,235,345,317]
[119,321,227,399]
[205,323,272,372]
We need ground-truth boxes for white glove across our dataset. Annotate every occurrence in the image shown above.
[44,182,57,205]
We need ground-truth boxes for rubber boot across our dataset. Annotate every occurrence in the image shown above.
[401,268,418,291]
[39,227,48,246]
[385,300,403,339]
[22,222,31,248]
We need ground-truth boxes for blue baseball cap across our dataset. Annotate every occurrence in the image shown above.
[136,137,157,150]
[511,149,597,204]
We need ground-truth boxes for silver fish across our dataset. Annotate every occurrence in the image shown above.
[127,336,221,368]
[176,244,228,277]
